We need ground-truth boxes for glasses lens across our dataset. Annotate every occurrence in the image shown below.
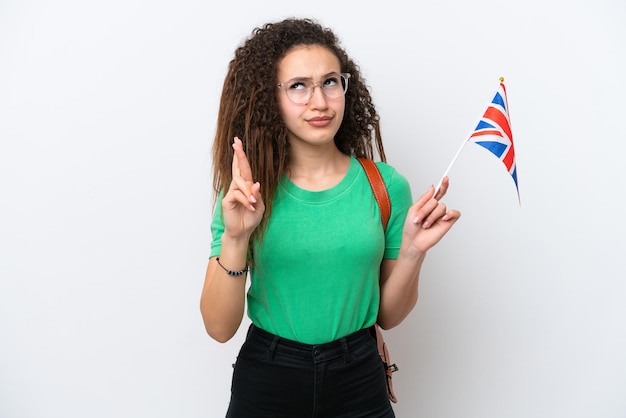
[323,74,346,99]
[284,81,308,104]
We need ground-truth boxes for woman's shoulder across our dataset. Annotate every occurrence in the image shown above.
[353,157,411,196]
[372,161,409,188]
[367,160,413,224]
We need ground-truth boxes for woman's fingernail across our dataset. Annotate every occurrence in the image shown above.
[412,216,420,224]
[249,195,257,203]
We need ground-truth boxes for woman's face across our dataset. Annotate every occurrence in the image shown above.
[276,45,345,150]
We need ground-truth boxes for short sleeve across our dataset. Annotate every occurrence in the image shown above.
[209,192,225,258]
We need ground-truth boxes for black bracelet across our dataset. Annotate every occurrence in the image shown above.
[216,257,248,277]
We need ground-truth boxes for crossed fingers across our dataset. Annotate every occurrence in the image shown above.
[230,137,259,211]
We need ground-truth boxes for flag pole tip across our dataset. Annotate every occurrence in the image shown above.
[499,76,505,82]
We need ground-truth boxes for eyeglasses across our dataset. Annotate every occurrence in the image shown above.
[277,73,351,104]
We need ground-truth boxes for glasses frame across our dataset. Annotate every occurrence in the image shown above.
[277,72,351,104]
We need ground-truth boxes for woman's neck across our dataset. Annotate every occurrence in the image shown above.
[287,146,351,191]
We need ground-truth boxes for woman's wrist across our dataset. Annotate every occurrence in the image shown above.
[398,243,427,263]
[217,234,251,276]
[216,257,249,277]
[221,231,252,248]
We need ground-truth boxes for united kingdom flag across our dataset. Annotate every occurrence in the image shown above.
[468,79,520,203]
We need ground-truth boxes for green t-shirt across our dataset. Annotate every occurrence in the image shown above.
[210,157,412,344]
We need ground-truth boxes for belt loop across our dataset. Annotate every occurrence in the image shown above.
[341,337,352,363]
[267,335,279,361]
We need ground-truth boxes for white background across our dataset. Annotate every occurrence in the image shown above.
[1,0,625,417]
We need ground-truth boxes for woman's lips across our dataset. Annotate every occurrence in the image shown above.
[306,116,332,127]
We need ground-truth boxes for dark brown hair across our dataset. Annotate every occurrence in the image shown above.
[212,17,386,247]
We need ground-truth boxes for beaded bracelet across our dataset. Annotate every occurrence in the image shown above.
[216,257,248,277]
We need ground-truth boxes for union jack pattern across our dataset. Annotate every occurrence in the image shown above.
[469,80,519,202]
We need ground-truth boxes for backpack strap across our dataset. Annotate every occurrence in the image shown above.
[357,158,391,232]
[356,157,398,403]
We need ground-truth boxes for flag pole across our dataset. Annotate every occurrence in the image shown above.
[434,137,468,196]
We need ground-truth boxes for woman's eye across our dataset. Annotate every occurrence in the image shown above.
[324,77,339,87]
[289,81,306,90]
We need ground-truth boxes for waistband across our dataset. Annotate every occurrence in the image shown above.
[247,324,375,363]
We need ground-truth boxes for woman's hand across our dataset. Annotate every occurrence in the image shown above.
[221,137,265,240]
[377,177,460,330]
[402,176,460,254]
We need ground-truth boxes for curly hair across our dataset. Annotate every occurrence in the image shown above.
[212,17,386,248]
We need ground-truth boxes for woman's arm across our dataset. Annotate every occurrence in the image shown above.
[200,240,250,343]
[377,178,460,329]
[200,137,264,343]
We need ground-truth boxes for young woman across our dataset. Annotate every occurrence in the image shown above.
[200,18,461,417]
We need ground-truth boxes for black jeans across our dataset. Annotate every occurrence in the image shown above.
[226,324,395,418]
